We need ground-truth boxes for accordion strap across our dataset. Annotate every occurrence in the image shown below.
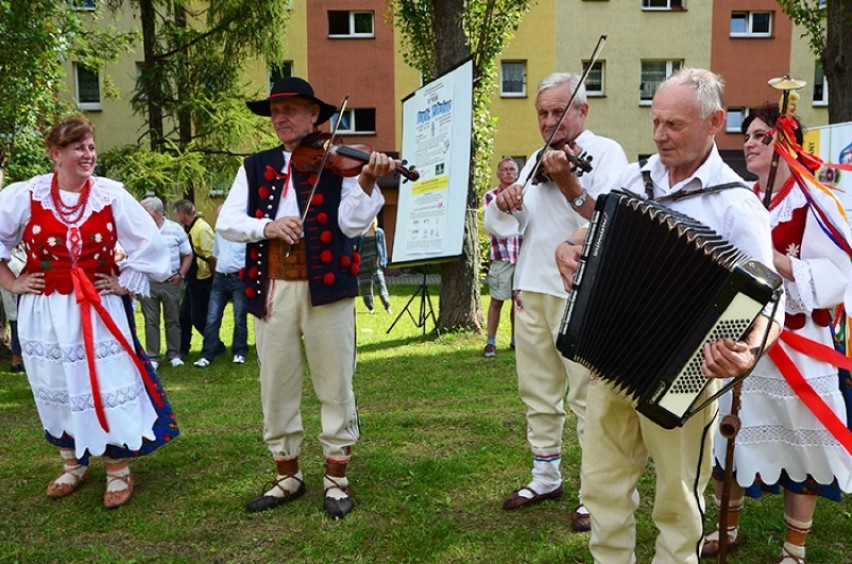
[639,160,750,202]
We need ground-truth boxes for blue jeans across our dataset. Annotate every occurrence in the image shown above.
[199,272,249,361]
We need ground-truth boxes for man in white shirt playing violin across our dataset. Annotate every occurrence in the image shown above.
[484,72,628,532]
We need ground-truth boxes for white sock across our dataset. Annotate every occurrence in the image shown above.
[105,465,131,493]
[324,475,350,500]
[516,456,562,499]
[705,526,738,543]
[55,449,87,485]
[783,541,806,560]
[264,471,303,498]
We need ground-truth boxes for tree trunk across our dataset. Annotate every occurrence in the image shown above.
[824,0,852,123]
[174,4,195,201]
[433,0,483,331]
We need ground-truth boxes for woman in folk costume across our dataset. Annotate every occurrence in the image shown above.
[0,116,179,509]
[703,102,852,563]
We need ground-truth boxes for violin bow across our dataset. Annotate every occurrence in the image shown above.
[299,94,350,224]
[522,34,607,195]
[283,95,349,258]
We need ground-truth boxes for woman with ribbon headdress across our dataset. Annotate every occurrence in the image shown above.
[702,102,852,563]
[0,116,178,509]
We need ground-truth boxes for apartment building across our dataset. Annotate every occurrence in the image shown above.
[63,0,829,198]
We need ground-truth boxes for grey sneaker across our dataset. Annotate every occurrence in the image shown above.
[169,358,184,367]
[233,355,246,364]
[193,358,210,368]
[484,344,496,358]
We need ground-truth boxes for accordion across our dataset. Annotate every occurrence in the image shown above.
[557,190,782,429]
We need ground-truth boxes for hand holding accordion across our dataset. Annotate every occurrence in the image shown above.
[556,190,782,429]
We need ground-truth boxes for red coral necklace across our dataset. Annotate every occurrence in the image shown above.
[50,173,92,225]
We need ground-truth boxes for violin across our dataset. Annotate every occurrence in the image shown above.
[291,132,420,182]
[532,141,594,185]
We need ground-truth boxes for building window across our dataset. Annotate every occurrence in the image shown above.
[813,63,828,106]
[640,60,681,105]
[730,12,772,37]
[331,108,376,135]
[500,61,526,97]
[726,108,747,133]
[269,61,293,89]
[642,0,684,10]
[583,60,605,96]
[328,11,375,38]
[75,64,101,110]
[72,0,96,10]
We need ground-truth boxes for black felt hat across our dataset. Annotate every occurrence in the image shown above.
[246,77,337,124]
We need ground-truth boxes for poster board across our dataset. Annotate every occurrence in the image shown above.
[390,59,473,268]
[803,120,852,214]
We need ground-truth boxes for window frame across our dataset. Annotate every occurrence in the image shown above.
[72,0,96,11]
[726,108,748,133]
[639,59,682,106]
[730,11,773,38]
[500,60,527,98]
[328,10,375,38]
[813,63,828,107]
[582,60,605,97]
[642,0,685,10]
[269,61,294,89]
[74,63,102,111]
[331,108,377,135]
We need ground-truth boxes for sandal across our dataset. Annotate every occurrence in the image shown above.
[700,527,741,559]
[46,467,89,499]
[245,473,306,513]
[777,545,806,564]
[323,474,353,520]
[103,474,134,509]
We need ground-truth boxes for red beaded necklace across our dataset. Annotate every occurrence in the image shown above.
[50,173,92,225]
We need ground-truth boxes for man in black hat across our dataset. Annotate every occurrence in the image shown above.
[217,77,396,519]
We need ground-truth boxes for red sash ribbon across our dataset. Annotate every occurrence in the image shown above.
[768,329,852,456]
[71,267,164,433]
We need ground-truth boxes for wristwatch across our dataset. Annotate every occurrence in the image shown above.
[570,189,588,209]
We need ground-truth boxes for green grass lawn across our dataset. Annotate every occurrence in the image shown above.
[0,285,849,563]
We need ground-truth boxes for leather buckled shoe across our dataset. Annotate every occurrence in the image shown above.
[245,474,306,513]
[502,483,563,510]
[571,504,591,532]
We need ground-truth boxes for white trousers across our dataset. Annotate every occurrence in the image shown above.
[583,378,717,564]
[254,279,359,462]
[515,291,589,478]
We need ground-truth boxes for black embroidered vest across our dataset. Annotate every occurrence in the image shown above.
[242,146,360,318]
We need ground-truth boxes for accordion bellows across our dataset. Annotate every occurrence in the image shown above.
[557,190,782,429]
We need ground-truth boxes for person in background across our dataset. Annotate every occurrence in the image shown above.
[702,102,852,564]
[173,199,223,361]
[139,196,194,370]
[217,77,395,519]
[482,157,522,357]
[1,244,25,372]
[357,217,392,314]
[484,72,628,532]
[0,116,178,509]
[193,205,249,367]
[554,68,782,563]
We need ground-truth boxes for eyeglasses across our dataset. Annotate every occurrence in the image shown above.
[498,167,517,172]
